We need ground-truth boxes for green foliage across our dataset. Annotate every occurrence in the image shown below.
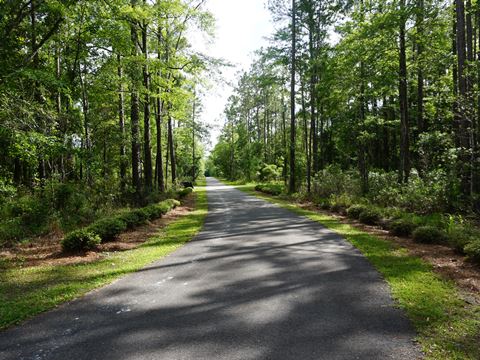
[61,230,101,252]
[62,198,180,249]
[178,187,193,198]
[346,204,369,219]
[118,211,143,229]
[87,218,127,243]
[313,165,361,199]
[388,219,418,237]
[258,164,282,182]
[464,240,480,262]
[358,208,381,225]
[412,226,448,244]
[255,183,284,196]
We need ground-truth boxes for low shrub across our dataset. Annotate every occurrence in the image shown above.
[178,187,193,198]
[131,208,150,225]
[412,226,448,244]
[118,211,142,229]
[62,229,101,252]
[358,208,381,225]
[87,218,127,242]
[447,227,475,253]
[255,184,283,196]
[330,203,346,214]
[347,205,369,219]
[464,240,480,263]
[389,219,418,237]
[143,204,165,220]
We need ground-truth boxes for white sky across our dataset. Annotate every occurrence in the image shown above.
[198,0,275,151]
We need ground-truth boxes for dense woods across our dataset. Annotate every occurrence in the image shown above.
[0,0,212,245]
[208,0,480,260]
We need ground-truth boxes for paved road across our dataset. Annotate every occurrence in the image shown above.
[0,178,421,360]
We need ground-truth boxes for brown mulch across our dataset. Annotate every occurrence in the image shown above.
[296,201,480,303]
[0,195,195,269]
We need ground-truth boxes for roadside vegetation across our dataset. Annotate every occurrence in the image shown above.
[229,181,480,360]
[245,170,480,265]
[0,186,207,330]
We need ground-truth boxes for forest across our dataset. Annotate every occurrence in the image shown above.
[0,0,213,247]
[208,0,480,262]
[2,1,480,358]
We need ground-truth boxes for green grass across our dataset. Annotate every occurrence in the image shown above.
[0,186,208,330]
[228,181,480,360]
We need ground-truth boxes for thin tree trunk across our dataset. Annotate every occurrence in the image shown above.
[399,0,410,183]
[456,0,471,196]
[130,0,142,196]
[117,54,127,192]
[142,9,153,190]
[168,111,176,185]
[289,0,297,194]
[155,27,165,192]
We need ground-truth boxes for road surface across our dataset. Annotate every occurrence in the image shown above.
[0,178,421,360]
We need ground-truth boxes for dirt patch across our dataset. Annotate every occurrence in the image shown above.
[0,195,195,269]
[295,201,480,303]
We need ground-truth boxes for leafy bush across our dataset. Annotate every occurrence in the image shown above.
[87,218,127,242]
[312,164,361,198]
[464,240,480,263]
[358,208,381,225]
[347,204,369,219]
[62,229,101,252]
[118,211,142,229]
[178,187,193,198]
[446,227,475,253]
[255,184,283,196]
[162,199,180,212]
[412,226,448,244]
[389,219,418,237]
[143,204,165,220]
[258,164,282,182]
[131,208,150,224]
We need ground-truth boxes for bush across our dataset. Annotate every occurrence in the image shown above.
[131,208,150,224]
[118,211,142,229]
[178,187,193,198]
[87,218,127,242]
[347,205,369,219]
[312,164,361,198]
[465,240,480,263]
[389,219,418,237]
[62,229,101,252]
[446,227,475,253]
[143,204,164,220]
[358,208,381,225]
[412,226,448,244]
[255,184,283,196]
[161,199,180,213]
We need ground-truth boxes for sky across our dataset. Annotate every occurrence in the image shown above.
[197,0,275,151]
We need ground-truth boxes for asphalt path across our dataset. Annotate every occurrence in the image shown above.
[0,177,421,360]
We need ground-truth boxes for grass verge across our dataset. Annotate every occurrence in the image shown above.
[227,181,480,360]
[0,186,208,330]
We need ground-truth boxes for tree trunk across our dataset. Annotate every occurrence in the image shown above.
[399,0,410,183]
[168,111,176,185]
[456,0,471,196]
[117,54,127,192]
[155,28,165,193]
[142,11,153,191]
[130,1,142,196]
[289,0,297,194]
[416,0,425,134]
